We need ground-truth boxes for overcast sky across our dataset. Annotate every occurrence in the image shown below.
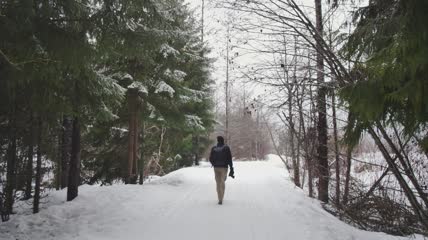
[184,0,362,123]
[185,0,267,110]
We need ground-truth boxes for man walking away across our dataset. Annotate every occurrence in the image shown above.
[209,136,234,205]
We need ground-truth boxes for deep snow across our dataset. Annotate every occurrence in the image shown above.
[0,155,423,240]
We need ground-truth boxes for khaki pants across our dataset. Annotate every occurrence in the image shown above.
[214,167,228,202]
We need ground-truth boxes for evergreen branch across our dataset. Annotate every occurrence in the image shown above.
[15,58,57,66]
[0,49,20,70]
[0,49,55,69]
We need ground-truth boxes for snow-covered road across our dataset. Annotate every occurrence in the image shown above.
[0,155,422,240]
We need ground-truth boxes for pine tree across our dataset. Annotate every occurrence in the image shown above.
[81,0,214,184]
[342,0,428,228]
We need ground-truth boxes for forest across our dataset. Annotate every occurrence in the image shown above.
[0,0,214,214]
[209,0,428,235]
[1,0,428,238]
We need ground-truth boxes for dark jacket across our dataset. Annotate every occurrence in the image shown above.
[209,143,233,168]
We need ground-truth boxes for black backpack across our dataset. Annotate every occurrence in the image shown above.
[211,145,227,166]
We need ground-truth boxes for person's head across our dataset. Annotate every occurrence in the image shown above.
[217,136,225,144]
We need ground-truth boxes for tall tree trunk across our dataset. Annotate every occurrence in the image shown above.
[307,61,315,198]
[61,116,72,189]
[296,119,303,188]
[127,110,135,183]
[24,113,34,200]
[342,145,352,205]
[306,127,316,199]
[132,113,139,183]
[127,91,136,184]
[67,79,80,201]
[139,124,145,185]
[55,134,60,191]
[54,124,61,191]
[33,118,42,214]
[297,85,304,189]
[307,155,314,198]
[315,0,329,203]
[293,36,301,188]
[289,88,299,187]
[193,135,200,166]
[67,117,81,201]
[5,115,17,214]
[288,43,300,187]
[332,91,340,206]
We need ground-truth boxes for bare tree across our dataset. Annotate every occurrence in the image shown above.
[33,119,42,213]
[332,90,340,206]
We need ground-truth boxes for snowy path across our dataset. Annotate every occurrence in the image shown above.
[0,155,421,240]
